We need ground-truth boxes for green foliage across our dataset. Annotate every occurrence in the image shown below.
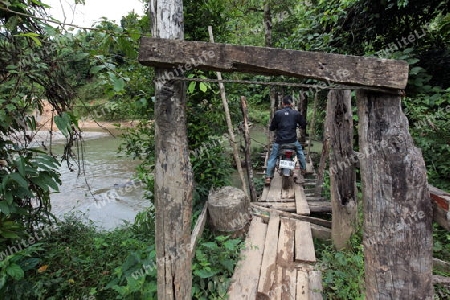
[433,223,450,299]
[184,0,231,42]
[433,223,450,264]
[0,213,244,300]
[315,230,365,299]
[190,136,234,202]
[0,0,79,246]
[0,213,155,299]
[192,232,244,299]
[404,89,450,190]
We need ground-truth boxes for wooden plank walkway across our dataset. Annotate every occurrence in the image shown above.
[256,166,331,215]
[228,211,323,299]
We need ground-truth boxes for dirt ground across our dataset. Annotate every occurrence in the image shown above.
[35,101,135,132]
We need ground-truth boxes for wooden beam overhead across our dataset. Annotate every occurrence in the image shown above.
[139,38,409,90]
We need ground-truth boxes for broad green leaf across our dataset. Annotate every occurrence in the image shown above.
[194,268,218,279]
[17,32,41,46]
[0,201,11,214]
[90,65,106,74]
[4,191,13,205]
[9,173,29,190]
[54,113,71,137]
[1,231,20,239]
[14,157,26,177]
[199,82,208,93]
[188,82,196,93]
[73,53,89,61]
[6,264,24,280]
[113,78,126,92]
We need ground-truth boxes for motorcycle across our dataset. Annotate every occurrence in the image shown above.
[277,143,297,189]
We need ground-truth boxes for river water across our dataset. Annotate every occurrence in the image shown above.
[48,125,269,230]
[49,132,149,230]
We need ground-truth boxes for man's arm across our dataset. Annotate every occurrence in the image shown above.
[269,112,278,131]
[297,113,306,129]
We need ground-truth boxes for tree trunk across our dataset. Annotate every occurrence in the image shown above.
[240,96,257,202]
[150,1,193,299]
[328,90,357,250]
[356,90,433,299]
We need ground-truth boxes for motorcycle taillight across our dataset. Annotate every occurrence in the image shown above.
[285,150,294,159]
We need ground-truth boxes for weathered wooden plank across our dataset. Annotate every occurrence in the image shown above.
[250,203,332,228]
[228,216,267,299]
[433,275,450,285]
[434,258,450,274]
[296,271,309,300]
[190,202,208,253]
[295,184,310,215]
[305,197,327,202]
[277,218,296,267]
[258,212,280,297]
[266,174,283,202]
[357,90,433,299]
[283,268,297,300]
[308,271,323,300]
[254,202,296,212]
[139,38,409,90]
[295,221,316,263]
[260,185,270,201]
[308,201,332,213]
[310,223,332,240]
[429,184,450,231]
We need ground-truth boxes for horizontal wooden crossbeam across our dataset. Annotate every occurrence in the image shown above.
[139,38,409,90]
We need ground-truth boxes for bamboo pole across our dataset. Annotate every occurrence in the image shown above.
[208,26,249,199]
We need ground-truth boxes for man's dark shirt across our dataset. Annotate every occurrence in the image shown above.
[269,107,306,144]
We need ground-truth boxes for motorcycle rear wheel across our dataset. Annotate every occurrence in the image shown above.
[281,174,293,190]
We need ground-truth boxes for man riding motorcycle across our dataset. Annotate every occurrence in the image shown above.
[265,95,307,185]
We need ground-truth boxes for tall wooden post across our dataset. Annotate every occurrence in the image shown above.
[150,1,193,299]
[356,90,433,299]
[328,90,357,250]
[297,91,308,144]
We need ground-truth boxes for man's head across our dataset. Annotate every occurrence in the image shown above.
[282,95,293,107]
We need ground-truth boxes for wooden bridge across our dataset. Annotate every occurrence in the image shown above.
[140,8,437,297]
[226,154,328,300]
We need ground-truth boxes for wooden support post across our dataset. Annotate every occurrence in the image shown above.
[240,96,257,202]
[208,26,249,199]
[149,1,193,299]
[298,91,308,144]
[315,96,331,197]
[328,90,358,250]
[356,90,433,299]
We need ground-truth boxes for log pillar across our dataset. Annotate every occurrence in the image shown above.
[356,90,433,299]
[149,1,193,299]
[208,186,250,232]
[328,90,358,250]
